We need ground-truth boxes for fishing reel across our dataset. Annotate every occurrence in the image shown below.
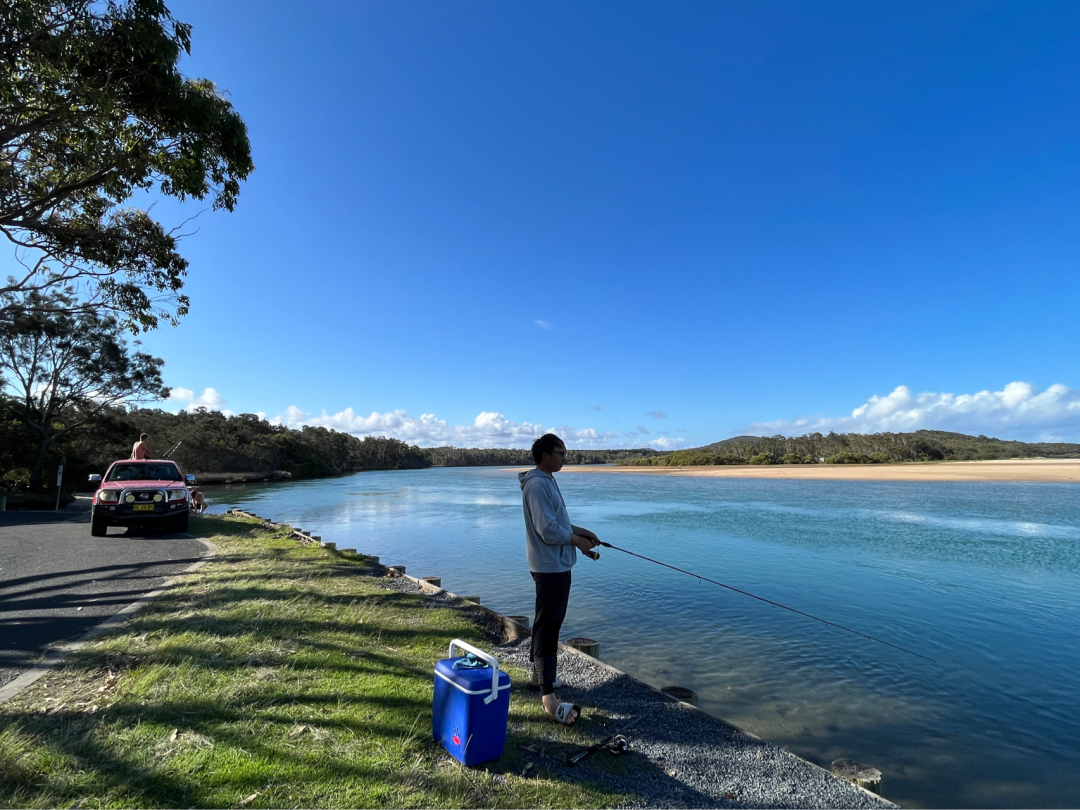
[565,733,630,766]
[607,734,629,755]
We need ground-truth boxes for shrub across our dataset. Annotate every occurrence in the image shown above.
[824,451,874,464]
[2,468,30,491]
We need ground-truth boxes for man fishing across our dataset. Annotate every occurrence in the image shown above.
[518,433,601,725]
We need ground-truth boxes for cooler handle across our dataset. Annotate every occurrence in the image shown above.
[448,639,502,705]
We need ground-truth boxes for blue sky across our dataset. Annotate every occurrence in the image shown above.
[129,0,1080,447]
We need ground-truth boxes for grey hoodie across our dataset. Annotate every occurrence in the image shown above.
[518,468,577,573]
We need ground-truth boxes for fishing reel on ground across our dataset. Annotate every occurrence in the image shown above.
[607,734,629,755]
[565,733,631,766]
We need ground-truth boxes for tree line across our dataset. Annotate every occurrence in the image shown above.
[618,430,1080,466]
[425,446,660,467]
[0,401,665,494]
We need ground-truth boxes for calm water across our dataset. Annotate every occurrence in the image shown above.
[202,468,1080,808]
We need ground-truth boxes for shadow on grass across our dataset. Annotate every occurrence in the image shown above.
[0,517,703,807]
[0,686,714,809]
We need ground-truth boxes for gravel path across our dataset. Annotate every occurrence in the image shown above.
[382,574,896,809]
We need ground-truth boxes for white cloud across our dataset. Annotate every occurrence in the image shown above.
[746,382,1080,442]
[535,320,552,329]
[166,386,231,414]
[647,436,685,449]
[647,410,667,419]
[273,407,620,449]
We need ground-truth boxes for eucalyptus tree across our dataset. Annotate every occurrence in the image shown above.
[0,289,168,489]
[0,0,253,330]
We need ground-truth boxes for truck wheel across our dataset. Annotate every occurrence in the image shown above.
[174,512,189,533]
[91,515,107,537]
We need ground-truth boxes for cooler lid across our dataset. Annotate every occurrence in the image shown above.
[435,657,511,695]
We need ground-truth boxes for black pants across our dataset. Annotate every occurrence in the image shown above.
[530,570,572,695]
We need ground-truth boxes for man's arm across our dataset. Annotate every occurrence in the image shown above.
[524,480,575,545]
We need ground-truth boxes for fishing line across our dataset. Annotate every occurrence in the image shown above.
[594,540,936,663]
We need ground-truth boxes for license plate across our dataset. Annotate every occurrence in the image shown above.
[132,504,155,512]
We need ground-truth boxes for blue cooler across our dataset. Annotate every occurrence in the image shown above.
[433,639,511,766]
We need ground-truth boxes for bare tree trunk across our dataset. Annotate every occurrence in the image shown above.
[29,430,55,492]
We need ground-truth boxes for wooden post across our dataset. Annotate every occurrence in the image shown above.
[460,595,480,603]
[322,542,336,550]
[421,576,442,588]
[831,759,882,794]
[661,686,698,705]
[507,615,530,628]
[566,637,599,658]
[390,565,406,574]
[310,535,321,542]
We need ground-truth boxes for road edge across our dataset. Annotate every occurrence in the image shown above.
[0,537,218,705]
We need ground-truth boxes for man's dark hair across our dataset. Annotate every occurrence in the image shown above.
[140,433,149,440]
[531,433,564,464]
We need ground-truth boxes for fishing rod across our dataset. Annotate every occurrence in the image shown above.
[162,440,182,459]
[590,540,936,664]
[566,705,664,766]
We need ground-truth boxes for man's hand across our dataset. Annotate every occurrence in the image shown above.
[571,525,600,544]
[571,533,600,553]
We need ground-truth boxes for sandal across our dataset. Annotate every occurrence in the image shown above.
[552,702,581,725]
[527,676,568,692]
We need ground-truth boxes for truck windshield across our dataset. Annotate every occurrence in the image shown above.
[106,464,181,482]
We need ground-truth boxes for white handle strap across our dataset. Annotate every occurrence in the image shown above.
[449,639,501,704]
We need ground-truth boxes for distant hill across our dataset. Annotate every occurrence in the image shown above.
[621,429,1080,467]
[701,435,762,449]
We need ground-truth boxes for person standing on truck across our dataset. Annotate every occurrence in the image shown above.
[130,434,152,460]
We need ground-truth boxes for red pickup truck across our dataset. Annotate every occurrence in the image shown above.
[90,459,193,537]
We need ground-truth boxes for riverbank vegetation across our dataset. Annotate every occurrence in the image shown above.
[0,403,663,494]
[425,446,660,467]
[0,514,632,808]
[4,396,1079,497]
[618,430,1080,467]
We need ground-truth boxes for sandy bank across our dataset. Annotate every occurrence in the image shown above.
[559,458,1080,483]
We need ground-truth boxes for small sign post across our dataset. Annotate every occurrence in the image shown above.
[54,455,66,511]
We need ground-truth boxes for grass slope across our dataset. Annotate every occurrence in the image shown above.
[0,515,634,808]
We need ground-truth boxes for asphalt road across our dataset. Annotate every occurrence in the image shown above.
[0,499,209,689]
